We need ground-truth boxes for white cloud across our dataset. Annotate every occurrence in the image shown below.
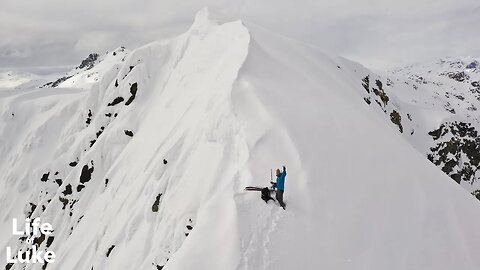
[0,47,32,58]
[1,0,479,72]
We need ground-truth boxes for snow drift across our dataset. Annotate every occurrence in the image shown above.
[1,9,480,270]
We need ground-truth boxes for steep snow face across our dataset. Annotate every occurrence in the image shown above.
[1,9,249,270]
[208,27,480,270]
[390,57,480,122]
[2,9,480,270]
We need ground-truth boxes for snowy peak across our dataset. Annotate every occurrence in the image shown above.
[190,8,213,31]
[75,47,128,71]
[387,56,480,118]
[42,46,130,88]
[392,57,480,83]
[435,57,480,73]
[394,57,480,71]
[466,59,480,70]
[76,53,100,71]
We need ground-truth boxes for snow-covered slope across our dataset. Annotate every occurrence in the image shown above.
[0,71,47,89]
[1,9,480,270]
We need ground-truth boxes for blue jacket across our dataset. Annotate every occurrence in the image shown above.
[276,167,287,190]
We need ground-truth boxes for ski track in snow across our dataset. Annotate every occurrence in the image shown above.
[235,188,295,270]
[236,202,280,270]
[261,206,283,270]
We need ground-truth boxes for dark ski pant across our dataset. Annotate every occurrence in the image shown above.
[276,190,286,209]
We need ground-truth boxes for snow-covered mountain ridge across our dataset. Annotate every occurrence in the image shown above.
[350,57,480,199]
[1,9,480,270]
[41,47,129,89]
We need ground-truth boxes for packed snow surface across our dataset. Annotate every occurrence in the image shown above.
[1,9,480,270]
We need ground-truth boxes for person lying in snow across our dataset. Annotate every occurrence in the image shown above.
[275,166,287,209]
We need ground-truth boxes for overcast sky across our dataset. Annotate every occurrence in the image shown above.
[1,0,479,74]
